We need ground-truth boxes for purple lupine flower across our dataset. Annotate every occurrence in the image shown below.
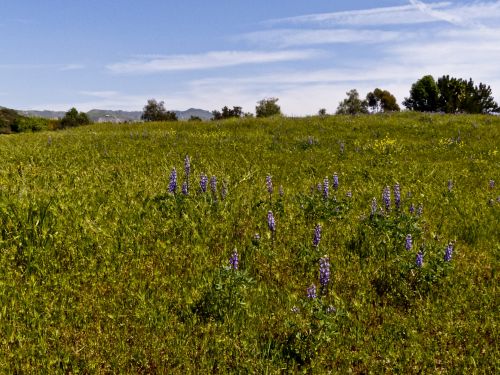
[267,211,276,232]
[184,155,191,178]
[317,182,322,193]
[489,180,495,189]
[416,251,424,268]
[307,284,317,299]
[229,249,239,270]
[168,168,177,193]
[210,176,217,194]
[279,185,284,197]
[313,224,322,248]
[333,173,339,190]
[417,204,423,216]
[444,242,453,262]
[371,197,378,218]
[254,233,260,241]
[405,234,412,251]
[200,173,208,192]
[382,186,391,211]
[409,203,415,214]
[266,175,273,195]
[346,190,352,198]
[221,180,228,200]
[319,256,330,289]
[394,183,401,209]
[323,177,329,200]
[448,180,453,192]
[181,182,188,195]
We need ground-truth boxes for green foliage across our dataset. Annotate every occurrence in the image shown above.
[60,107,91,128]
[188,115,202,122]
[141,99,178,122]
[366,88,400,112]
[211,106,242,120]
[256,97,281,117]
[336,89,369,115]
[405,75,499,114]
[403,75,440,112]
[0,113,498,372]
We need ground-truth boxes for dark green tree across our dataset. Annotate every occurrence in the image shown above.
[403,75,439,112]
[256,97,281,118]
[141,99,177,121]
[436,76,499,114]
[366,88,400,113]
[436,75,466,113]
[336,89,368,115]
[212,106,243,120]
[60,108,91,128]
[462,79,499,114]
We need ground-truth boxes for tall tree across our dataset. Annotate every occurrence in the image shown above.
[256,98,281,118]
[403,75,439,112]
[141,99,177,121]
[60,108,90,128]
[366,88,400,113]
[336,89,368,115]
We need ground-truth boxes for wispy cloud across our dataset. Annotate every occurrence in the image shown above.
[60,64,85,71]
[242,28,403,47]
[266,2,452,27]
[80,90,120,99]
[106,50,319,74]
[266,1,500,27]
[0,63,85,71]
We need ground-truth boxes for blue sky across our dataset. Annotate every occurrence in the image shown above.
[1,0,499,115]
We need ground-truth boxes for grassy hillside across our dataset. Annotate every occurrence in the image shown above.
[0,113,498,373]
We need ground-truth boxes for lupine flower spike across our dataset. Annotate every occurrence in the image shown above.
[319,256,330,290]
[323,177,329,200]
[307,284,317,299]
[266,175,273,195]
[267,211,276,232]
[416,251,424,268]
[383,186,391,211]
[394,183,401,209]
[168,168,177,193]
[333,173,339,190]
[313,224,322,248]
[405,234,413,251]
[210,176,217,194]
[200,173,208,193]
[181,182,188,195]
[444,242,453,262]
[229,249,239,270]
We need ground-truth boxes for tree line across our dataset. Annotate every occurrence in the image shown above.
[335,75,499,115]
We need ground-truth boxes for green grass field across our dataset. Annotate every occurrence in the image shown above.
[0,113,498,373]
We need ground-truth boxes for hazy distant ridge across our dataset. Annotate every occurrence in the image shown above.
[17,108,212,121]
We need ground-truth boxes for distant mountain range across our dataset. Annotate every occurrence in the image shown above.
[16,108,213,122]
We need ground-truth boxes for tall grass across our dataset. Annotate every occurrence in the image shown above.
[0,113,498,372]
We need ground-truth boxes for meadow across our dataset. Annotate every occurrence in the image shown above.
[0,112,498,373]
